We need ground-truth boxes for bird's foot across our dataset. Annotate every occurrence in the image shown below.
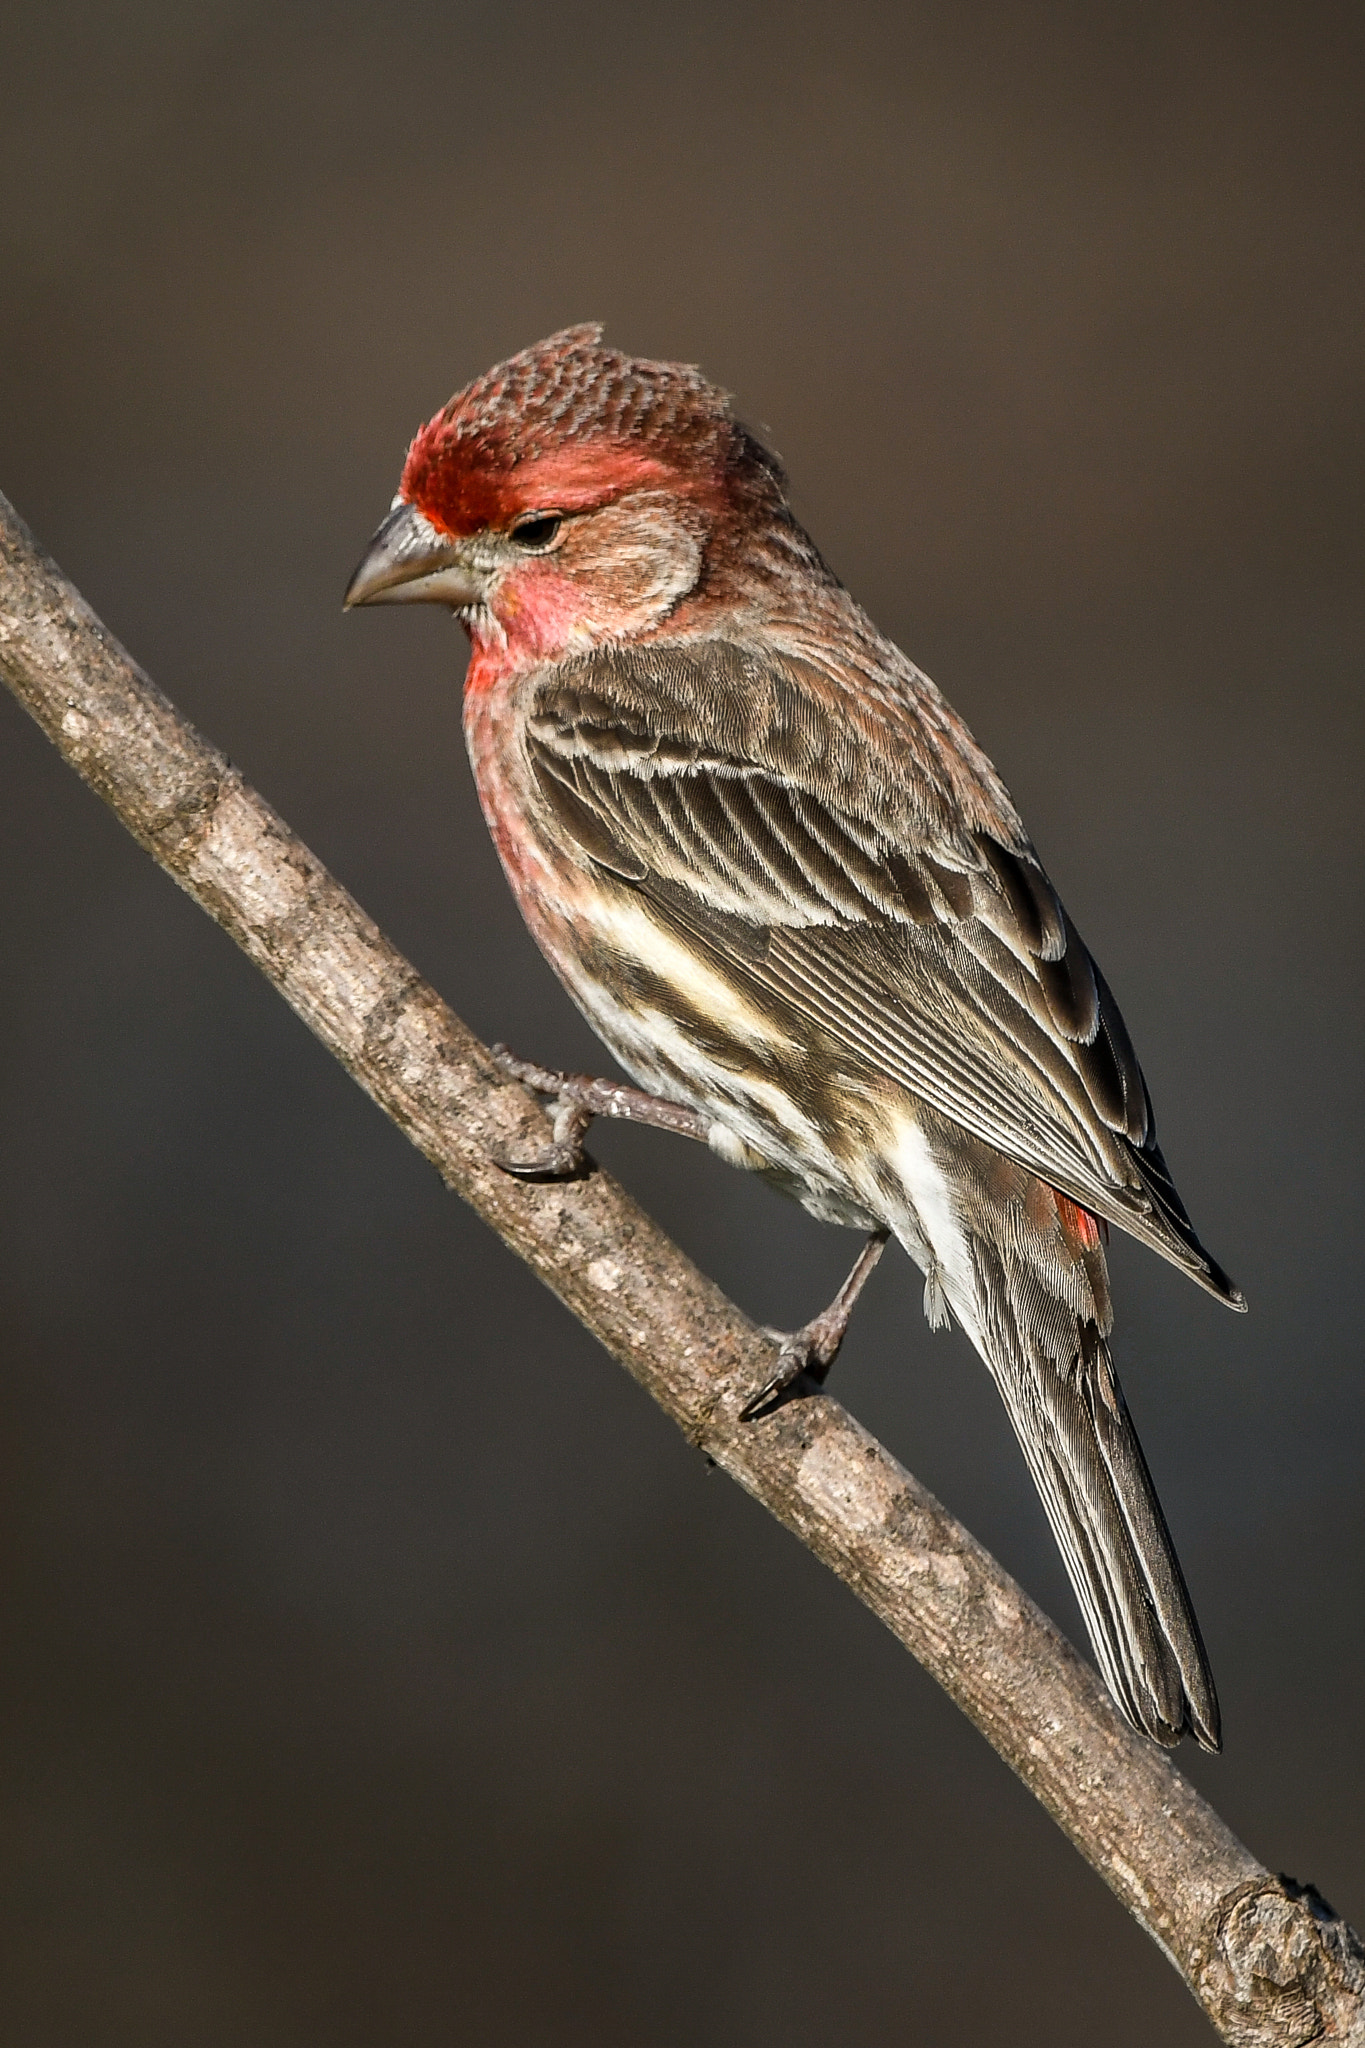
[488,1044,711,1181]
[490,1100,594,1180]
[740,1230,890,1420]
[488,1047,595,1178]
[741,1316,847,1421]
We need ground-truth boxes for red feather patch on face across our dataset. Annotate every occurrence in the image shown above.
[401,429,673,539]
[396,324,786,541]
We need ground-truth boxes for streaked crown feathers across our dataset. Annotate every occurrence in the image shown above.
[400,325,787,539]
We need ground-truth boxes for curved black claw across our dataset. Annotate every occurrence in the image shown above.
[489,1100,594,1182]
[488,1042,715,1184]
[739,1230,889,1423]
[488,1045,594,1179]
[739,1332,831,1421]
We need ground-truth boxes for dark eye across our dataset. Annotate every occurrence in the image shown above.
[509,513,563,551]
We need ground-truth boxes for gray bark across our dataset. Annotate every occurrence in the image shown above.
[1,486,1360,2045]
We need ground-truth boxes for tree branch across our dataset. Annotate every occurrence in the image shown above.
[1,487,1360,2046]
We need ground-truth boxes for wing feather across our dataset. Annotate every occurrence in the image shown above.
[525,641,1240,1303]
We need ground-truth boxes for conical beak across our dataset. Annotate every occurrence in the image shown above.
[343,502,487,609]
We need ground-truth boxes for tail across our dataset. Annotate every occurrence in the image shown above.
[970,1239,1220,1750]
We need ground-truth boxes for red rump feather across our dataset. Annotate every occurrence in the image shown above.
[399,324,785,539]
[1054,1189,1106,1253]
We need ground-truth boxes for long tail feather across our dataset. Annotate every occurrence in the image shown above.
[973,1254,1220,1750]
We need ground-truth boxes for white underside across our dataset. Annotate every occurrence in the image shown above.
[561,937,985,1336]
[877,1110,982,1341]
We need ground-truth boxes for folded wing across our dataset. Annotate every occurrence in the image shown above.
[526,639,1241,1307]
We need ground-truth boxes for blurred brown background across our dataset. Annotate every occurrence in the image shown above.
[1,3,1361,2041]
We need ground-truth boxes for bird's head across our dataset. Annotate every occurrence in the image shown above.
[344,326,790,664]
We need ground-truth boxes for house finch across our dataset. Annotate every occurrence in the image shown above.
[345,326,1242,1750]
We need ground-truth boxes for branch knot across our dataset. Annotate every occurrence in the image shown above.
[1198,1876,1365,2045]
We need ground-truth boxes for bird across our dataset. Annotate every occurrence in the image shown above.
[345,324,1243,1750]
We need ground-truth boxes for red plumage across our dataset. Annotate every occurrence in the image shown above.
[349,326,1243,1751]
[400,323,783,546]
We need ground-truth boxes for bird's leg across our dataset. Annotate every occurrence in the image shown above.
[741,1229,890,1421]
[489,1044,711,1180]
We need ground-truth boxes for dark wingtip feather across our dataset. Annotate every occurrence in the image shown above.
[1191,1252,1246,1312]
[1195,1228,1252,1310]
[1037,909,1101,1043]
[1202,1253,1247,1311]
